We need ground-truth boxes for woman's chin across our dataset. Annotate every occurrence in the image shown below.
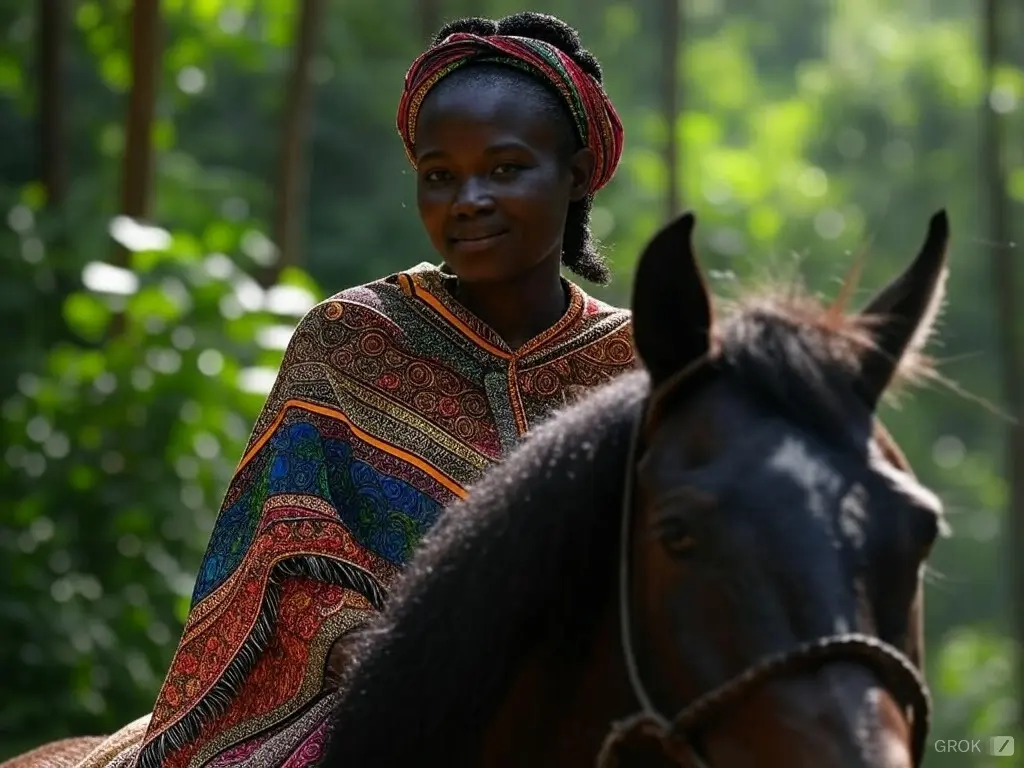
[441,250,516,284]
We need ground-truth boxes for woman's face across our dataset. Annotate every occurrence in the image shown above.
[414,69,595,284]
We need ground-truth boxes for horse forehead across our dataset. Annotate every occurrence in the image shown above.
[764,433,846,497]
[758,434,877,539]
[643,391,877,504]
[719,427,877,521]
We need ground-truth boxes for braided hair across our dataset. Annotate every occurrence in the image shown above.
[429,13,611,285]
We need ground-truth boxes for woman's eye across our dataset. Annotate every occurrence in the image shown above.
[493,163,523,176]
[422,169,449,183]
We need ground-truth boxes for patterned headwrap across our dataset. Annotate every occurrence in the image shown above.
[396,32,625,194]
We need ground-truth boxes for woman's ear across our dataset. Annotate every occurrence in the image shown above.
[567,147,596,202]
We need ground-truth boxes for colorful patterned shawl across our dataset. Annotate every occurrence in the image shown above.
[134,263,635,768]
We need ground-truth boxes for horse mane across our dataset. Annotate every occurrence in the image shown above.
[709,276,939,447]
[323,370,649,766]
[322,277,937,766]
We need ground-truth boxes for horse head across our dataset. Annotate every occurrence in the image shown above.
[605,211,949,768]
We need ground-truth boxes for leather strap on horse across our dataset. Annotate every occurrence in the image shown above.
[600,405,712,768]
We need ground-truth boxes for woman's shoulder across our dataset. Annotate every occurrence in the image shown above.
[298,262,441,327]
[571,282,632,328]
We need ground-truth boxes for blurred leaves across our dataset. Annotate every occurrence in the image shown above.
[0,215,290,742]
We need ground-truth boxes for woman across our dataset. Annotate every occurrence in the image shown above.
[36,11,633,768]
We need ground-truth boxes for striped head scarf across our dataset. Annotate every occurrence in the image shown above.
[396,32,625,194]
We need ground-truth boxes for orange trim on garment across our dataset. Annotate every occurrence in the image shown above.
[403,269,587,436]
[506,359,529,435]
[409,276,513,360]
[513,281,586,358]
[240,399,468,499]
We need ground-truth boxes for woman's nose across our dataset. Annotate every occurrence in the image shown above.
[451,176,496,217]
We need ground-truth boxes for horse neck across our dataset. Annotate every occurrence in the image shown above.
[475,599,636,768]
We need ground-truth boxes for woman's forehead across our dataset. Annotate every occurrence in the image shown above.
[415,78,567,158]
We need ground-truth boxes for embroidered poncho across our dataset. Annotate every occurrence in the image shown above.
[135,264,635,767]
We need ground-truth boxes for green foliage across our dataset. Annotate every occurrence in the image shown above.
[0,213,309,747]
[0,0,1020,763]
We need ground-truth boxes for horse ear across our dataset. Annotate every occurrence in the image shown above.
[631,212,713,386]
[856,209,950,409]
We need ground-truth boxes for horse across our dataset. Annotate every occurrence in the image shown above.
[321,210,951,768]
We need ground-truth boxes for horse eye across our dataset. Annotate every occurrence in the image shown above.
[655,518,697,557]
[664,534,697,557]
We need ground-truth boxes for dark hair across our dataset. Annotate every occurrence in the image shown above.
[429,13,611,285]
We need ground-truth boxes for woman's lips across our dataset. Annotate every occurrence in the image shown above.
[449,231,509,252]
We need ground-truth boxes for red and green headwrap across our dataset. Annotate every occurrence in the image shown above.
[396,33,625,194]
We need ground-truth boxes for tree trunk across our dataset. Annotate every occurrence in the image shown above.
[117,0,161,267]
[982,0,1024,730]
[107,0,161,339]
[263,0,325,287]
[37,0,66,207]
[419,0,442,43]
[660,0,681,219]
[29,0,73,353]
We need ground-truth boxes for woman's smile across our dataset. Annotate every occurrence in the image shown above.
[448,229,510,252]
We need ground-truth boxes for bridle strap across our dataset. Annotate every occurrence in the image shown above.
[615,400,711,768]
[617,409,670,731]
[664,633,931,762]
